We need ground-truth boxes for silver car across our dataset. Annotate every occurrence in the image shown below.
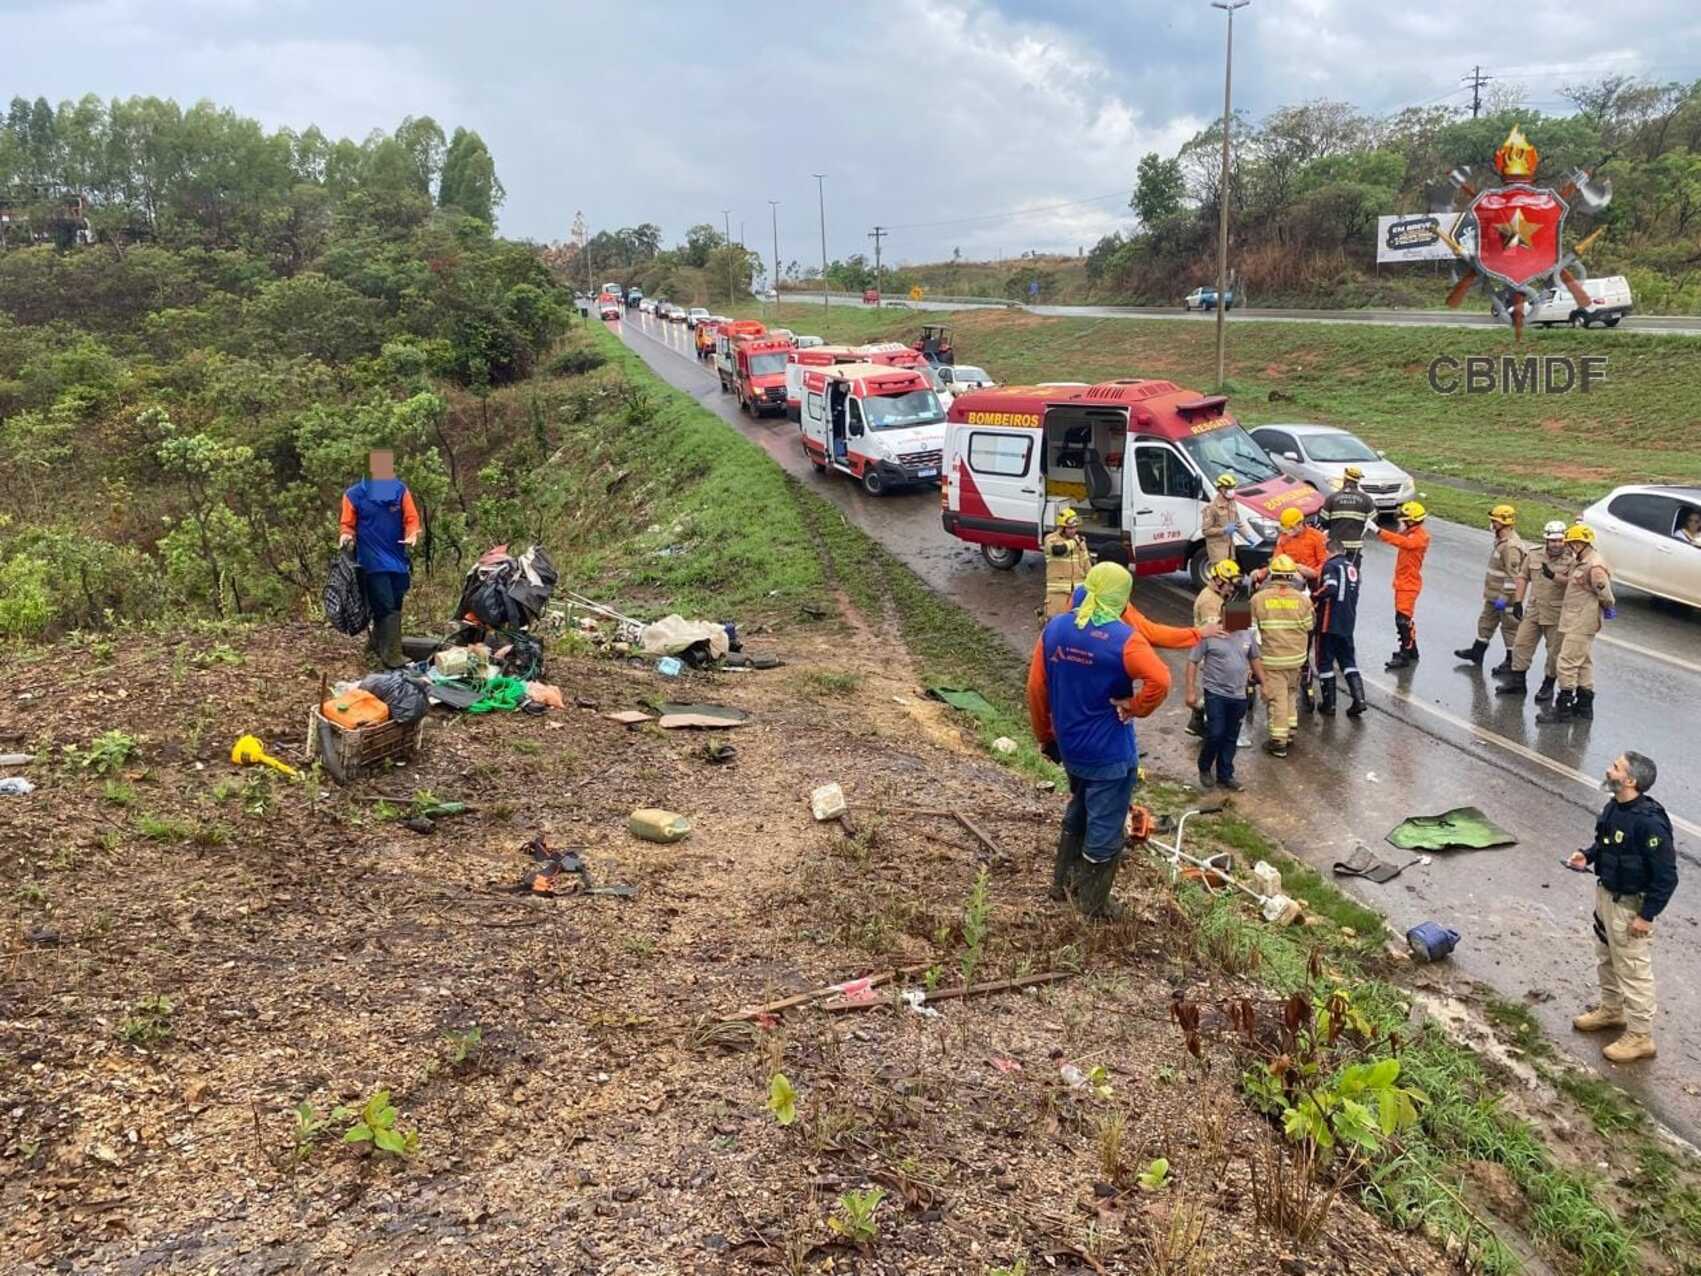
[1580,485,1701,608]
[1248,423,1415,510]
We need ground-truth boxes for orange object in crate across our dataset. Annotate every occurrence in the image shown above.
[1127,804,1155,843]
[321,687,390,730]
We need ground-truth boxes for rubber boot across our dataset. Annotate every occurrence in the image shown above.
[376,613,407,670]
[1454,639,1488,666]
[1573,688,1595,720]
[1345,672,1368,718]
[1049,827,1085,902]
[1185,706,1205,738]
[1299,674,1316,715]
[1073,854,1126,921]
[1535,689,1574,724]
[1317,677,1337,717]
[1262,737,1289,758]
[1490,648,1512,677]
[1494,670,1528,697]
[1534,675,1556,704]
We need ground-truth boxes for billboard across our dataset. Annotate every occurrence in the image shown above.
[1376,213,1475,264]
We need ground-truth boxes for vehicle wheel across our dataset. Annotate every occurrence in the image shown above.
[1572,313,1588,328]
[1187,546,1211,591]
[811,458,827,473]
[980,544,1023,570]
[1605,316,1621,328]
[861,468,887,497]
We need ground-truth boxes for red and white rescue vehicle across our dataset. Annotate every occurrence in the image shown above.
[715,328,794,417]
[799,362,946,496]
[941,379,1322,584]
[784,345,860,421]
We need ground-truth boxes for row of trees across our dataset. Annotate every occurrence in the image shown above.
[1094,75,1701,305]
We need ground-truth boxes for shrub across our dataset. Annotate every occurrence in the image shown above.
[0,554,52,637]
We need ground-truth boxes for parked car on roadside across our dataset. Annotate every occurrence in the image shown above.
[1582,484,1701,608]
[936,364,995,395]
[639,298,656,314]
[862,288,880,304]
[1247,423,1414,511]
[1528,274,1633,329]
[794,335,825,349]
[1183,286,1235,312]
[668,305,689,323]
[687,307,711,328]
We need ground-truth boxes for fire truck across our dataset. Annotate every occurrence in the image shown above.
[798,363,946,496]
[940,380,1322,584]
[714,323,794,417]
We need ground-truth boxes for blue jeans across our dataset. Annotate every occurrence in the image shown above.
[363,570,409,622]
[1062,765,1139,863]
[1198,692,1249,783]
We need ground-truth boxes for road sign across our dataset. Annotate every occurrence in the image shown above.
[909,285,924,301]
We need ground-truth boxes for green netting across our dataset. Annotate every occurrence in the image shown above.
[1385,806,1516,851]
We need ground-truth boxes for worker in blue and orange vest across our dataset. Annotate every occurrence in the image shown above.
[339,449,421,670]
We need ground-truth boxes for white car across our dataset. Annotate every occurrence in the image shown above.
[1529,274,1632,329]
[936,364,995,394]
[1248,423,1415,511]
[1581,485,1701,608]
[794,335,825,349]
[686,307,711,328]
[638,298,656,315]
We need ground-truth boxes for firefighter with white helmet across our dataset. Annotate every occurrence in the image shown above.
[1496,520,1574,702]
[1456,504,1527,672]
[1537,523,1616,724]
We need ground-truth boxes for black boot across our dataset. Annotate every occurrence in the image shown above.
[1535,689,1574,723]
[1534,675,1556,704]
[1385,647,1415,670]
[1454,639,1488,666]
[1490,650,1513,676]
[1262,737,1289,758]
[1299,675,1316,715]
[1317,677,1337,716]
[1573,688,1595,720]
[1494,670,1528,697]
[1345,672,1368,718]
[1049,827,1084,902]
[1073,854,1125,921]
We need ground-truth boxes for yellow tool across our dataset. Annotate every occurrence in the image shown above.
[230,734,299,778]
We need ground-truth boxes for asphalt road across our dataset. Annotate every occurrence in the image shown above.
[614,309,1701,1142]
[772,289,1701,336]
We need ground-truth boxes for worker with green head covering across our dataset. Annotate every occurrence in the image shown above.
[1027,562,1172,919]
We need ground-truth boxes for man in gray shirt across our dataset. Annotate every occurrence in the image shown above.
[1185,626,1266,791]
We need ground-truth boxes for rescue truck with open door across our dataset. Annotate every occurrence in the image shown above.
[941,380,1322,585]
[799,363,947,496]
[785,345,859,421]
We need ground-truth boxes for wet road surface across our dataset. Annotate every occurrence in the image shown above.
[614,309,1701,1142]
[778,290,1701,336]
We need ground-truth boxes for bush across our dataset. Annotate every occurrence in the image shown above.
[548,348,606,377]
[0,554,52,637]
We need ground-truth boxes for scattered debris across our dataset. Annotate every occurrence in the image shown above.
[810,783,848,822]
[1407,922,1460,962]
[520,837,637,899]
[1332,844,1425,883]
[0,776,35,796]
[1387,807,1515,851]
[656,656,684,678]
[1251,860,1283,897]
[629,808,691,843]
[923,685,997,718]
[0,752,34,767]
[1260,894,1303,927]
[991,736,1017,754]
[656,703,750,730]
[820,971,1070,1013]
[229,734,299,779]
[724,965,931,1022]
[603,710,655,725]
[701,740,737,765]
[883,807,1006,859]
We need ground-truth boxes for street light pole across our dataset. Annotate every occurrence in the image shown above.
[1211,0,1249,391]
[812,173,828,312]
[722,209,733,307]
[768,200,780,312]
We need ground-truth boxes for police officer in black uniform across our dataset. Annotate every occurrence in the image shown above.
[1313,536,1367,717]
[1322,466,1378,558]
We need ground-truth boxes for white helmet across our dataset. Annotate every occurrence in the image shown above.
[1542,520,1566,540]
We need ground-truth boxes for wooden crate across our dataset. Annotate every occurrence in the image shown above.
[307,706,425,785]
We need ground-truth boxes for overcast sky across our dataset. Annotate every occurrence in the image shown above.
[6,0,1698,264]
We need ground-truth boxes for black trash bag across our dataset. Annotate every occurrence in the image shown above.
[358,672,429,725]
[324,550,370,636]
[455,544,558,629]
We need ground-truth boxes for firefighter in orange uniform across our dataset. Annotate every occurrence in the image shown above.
[1378,500,1430,670]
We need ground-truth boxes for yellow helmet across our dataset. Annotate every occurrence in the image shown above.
[1215,473,1237,490]
[1269,554,1299,578]
[1055,506,1080,528]
[1342,465,1364,481]
[1564,522,1596,545]
[1490,503,1517,525]
[1279,507,1304,530]
[1398,500,1427,522]
[1209,559,1242,583]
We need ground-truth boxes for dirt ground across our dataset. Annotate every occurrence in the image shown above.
[1,613,1457,1275]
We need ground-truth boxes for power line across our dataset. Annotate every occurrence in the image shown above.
[1462,65,1494,118]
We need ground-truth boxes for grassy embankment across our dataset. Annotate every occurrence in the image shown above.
[740,302,1701,538]
[579,319,1701,1276]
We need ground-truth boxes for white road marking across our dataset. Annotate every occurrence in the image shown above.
[1148,580,1701,840]
[1598,630,1701,674]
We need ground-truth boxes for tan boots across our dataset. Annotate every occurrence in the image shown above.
[1573,1006,1656,1062]
[1571,1005,1625,1032]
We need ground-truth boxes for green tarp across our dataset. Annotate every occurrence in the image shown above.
[924,686,998,719]
[1386,807,1516,852]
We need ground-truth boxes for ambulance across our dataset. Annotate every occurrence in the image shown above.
[799,362,947,496]
[784,345,860,421]
[941,379,1323,584]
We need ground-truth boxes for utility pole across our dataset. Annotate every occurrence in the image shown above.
[1462,65,1493,118]
[868,225,886,298]
[1211,0,1249,391]
[768,200,780,308]
[812,174,828,312]
[722,209,733,307]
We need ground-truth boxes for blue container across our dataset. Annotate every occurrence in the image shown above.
[656,656,684,678]
[1406,921,1460,962]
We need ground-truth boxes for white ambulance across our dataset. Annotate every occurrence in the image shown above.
[798,363,947,496]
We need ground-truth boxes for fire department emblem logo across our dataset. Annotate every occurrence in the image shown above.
[1429,124,1612,337]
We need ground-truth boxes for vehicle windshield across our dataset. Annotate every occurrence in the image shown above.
[864,389,944,430]
[955,366,989,382]
[748,353,788,376]
[1178,424,1282,485]
[1302,432,1378,463]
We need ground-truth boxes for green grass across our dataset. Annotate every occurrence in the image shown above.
[1483,995,1556,1060]
[790,669,863,698]
[738,302,1701,540]
[1553,1069,1647,1137]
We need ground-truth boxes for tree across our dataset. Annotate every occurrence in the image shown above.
[438,127,505,225]
[393,115,446,196]
[1131,152,1185,225]
[682,223,725,268]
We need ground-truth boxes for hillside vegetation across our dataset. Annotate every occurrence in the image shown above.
[0,94,578,638]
